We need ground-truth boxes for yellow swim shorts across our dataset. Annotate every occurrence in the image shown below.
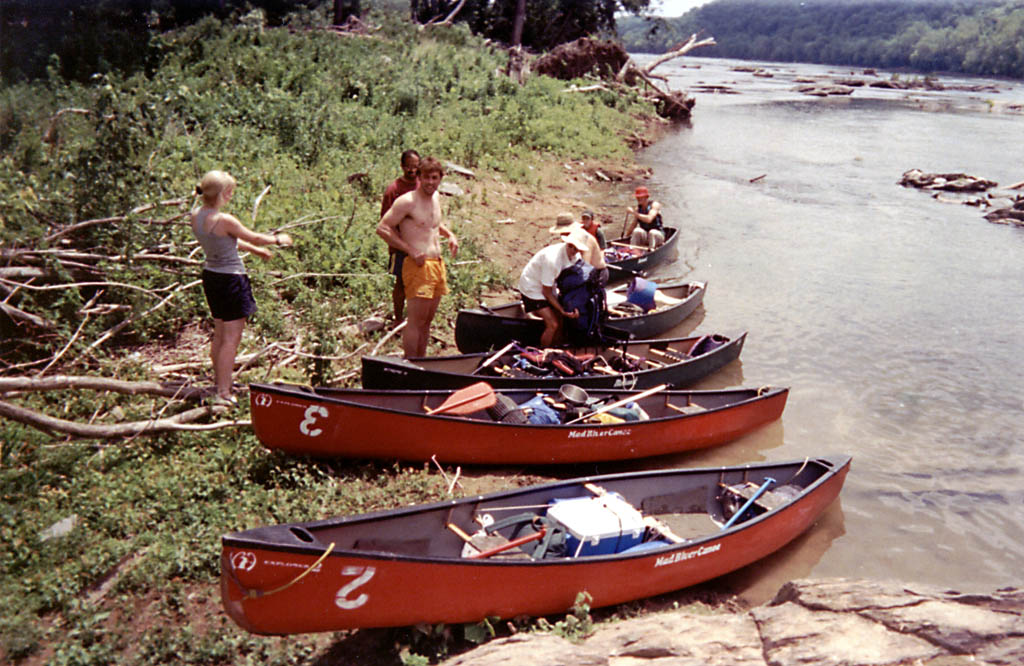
[402,258,449,300]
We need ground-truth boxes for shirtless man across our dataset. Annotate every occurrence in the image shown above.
[380,149,419,322]
[376,156,458,358]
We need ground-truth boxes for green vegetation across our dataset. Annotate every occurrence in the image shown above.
[619,0,1024,79]
[412,0,653,50]
[0,6,653,663]
[2,1,655,83]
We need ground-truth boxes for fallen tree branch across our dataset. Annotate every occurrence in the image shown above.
[36,307,93,376]
[252,184,272,222]
[44,203,189,242]
[640,33,717,76]
[372,320,407,355]
[270,340,369,362]
[273,214,343,234]
[0,276,167,297]
[269,271,387,286]
[3,248,201,267]
[0,375,206,400]
[0,301,54,329]
[43,108,92,145]
[562,84,609,93]
[0,399,244,439]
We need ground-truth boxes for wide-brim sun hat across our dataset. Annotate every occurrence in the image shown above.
[563,227,591,252]
[548,211,576,234]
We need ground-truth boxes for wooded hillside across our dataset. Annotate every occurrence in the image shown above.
[619,0,1024,79]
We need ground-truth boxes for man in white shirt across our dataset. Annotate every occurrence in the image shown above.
[518,232,588,346]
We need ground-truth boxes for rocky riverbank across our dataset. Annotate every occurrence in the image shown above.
[442,578,1024,665]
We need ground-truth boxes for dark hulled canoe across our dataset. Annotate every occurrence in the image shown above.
[453,281,706,353]
[361,332,746,391]
[221,454,851,633]
[248,383,787,464]
[605,226,679,282]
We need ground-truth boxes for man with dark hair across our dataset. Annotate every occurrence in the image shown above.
[377,157,458,358]
[380,149,420,321]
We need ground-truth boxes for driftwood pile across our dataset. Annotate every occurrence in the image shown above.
[527,33,716,121]
[899,168,1024,227]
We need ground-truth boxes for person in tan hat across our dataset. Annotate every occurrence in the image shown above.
[625,185,664,250]
[548,211,576,234]
[549,212,609,286]
[518,230,586,346]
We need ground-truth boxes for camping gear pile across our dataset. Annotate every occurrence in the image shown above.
[477,344,643,380]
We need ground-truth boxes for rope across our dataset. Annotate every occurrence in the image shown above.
[237,542,336,600]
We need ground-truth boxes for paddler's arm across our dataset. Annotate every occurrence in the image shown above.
[542,284,578,319]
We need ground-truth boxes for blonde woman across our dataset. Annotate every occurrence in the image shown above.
[192,170,292,406]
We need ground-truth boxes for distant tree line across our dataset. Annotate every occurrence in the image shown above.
[1,0,653,84]
[618,0,1024,79]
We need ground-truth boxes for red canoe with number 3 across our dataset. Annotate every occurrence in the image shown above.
[221,455,851,634]
[247,382,789,464]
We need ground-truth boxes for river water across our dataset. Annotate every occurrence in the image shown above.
[619,56,1024,602]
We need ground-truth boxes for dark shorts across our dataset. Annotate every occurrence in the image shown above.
[388,250,406,278]
[202,270,256,322]
[521,295,551,314]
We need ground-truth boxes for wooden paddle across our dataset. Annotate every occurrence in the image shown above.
[472,341,517,375]
[425,381,496,415]
[564,383,669,424]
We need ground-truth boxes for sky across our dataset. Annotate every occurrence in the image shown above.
[649,0,710,16]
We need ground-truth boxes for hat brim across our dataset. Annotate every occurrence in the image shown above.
[548,222,582,234]
[563,237,588,252]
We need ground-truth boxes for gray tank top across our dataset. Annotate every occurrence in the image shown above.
[192,208,246,274]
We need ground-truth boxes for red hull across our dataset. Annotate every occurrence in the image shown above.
[221,456,850,634]
[248,384,788,464]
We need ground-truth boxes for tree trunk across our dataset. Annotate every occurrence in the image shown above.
[511,0,527,46]
[333,0,361,25]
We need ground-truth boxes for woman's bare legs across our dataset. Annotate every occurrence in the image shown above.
[211,317,246,399]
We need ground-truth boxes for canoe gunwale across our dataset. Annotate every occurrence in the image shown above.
[249,382,787,427]
[361,331,747,391]
[221,455,850,565]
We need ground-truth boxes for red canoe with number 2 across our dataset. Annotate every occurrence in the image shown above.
[221,455,851,634]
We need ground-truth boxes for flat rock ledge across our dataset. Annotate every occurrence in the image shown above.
[442,578,1024,666]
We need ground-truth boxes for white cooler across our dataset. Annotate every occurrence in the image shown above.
[547,493,645,557]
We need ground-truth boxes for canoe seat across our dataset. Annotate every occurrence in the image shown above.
[650,348,690,362]
[720,483,799,512]
[667,402,705,415]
